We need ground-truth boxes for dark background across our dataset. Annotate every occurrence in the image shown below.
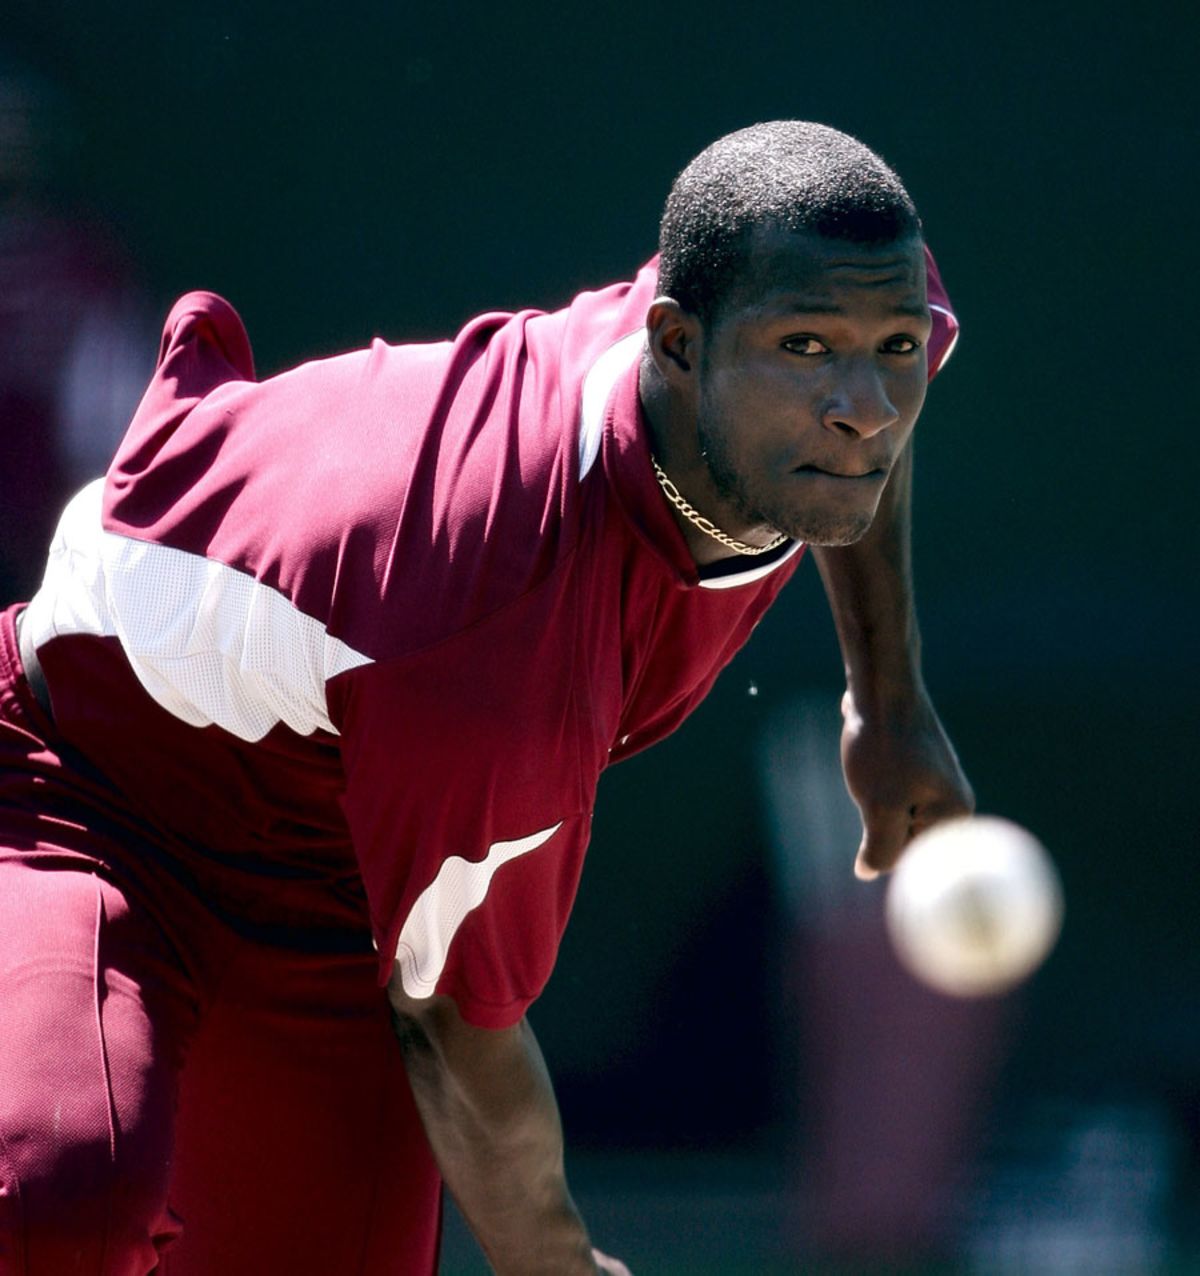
[4,0,1197,1255]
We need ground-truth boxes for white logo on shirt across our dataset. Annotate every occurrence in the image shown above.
[392,822,563,999]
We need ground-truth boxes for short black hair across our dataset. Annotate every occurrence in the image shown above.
[657,121,921,324]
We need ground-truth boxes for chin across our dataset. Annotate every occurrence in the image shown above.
[779,509,877,548]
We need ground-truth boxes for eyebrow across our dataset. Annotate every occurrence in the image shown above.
[768,300,931,318]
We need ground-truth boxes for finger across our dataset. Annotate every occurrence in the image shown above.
[854,806,911,878]
[909,805,967,841]
[909,784,977,839]
[592,1249,634,1276]
[853,849,879,881]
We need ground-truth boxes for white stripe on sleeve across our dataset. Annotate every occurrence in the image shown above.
[929,303,960,375]
[578,330,644,479]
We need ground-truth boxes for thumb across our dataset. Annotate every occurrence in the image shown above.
[854,806,911,880]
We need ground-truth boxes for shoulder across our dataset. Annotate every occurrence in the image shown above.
[105,269,659,661]
[332,264,661,655]
[923,245,960,380]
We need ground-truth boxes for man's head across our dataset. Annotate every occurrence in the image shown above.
[657,121,921,329]
[644,122,931,551]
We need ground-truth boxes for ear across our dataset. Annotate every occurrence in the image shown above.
[645,297,703,385]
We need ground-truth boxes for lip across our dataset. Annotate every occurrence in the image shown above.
[793,464,888,481]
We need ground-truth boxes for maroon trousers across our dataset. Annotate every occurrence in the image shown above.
[0,606,442,1274]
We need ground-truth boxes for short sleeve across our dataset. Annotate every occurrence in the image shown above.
[330,566,594,1029]
[924,245,960,381]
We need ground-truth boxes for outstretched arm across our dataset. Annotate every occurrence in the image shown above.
[810,438,973,878]
[388,978,630,1276]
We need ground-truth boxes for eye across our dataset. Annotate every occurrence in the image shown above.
[782,336,829,356]
[882,335,922,355]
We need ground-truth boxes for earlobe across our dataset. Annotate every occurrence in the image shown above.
[646,298,700,379]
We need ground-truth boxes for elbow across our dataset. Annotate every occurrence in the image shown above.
[389,999,433,1056]
[386,973,507,1065]
[386,972,449,1056]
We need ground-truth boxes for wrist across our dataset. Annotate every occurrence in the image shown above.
[843,642,925,711]
[486,1211,595,1276]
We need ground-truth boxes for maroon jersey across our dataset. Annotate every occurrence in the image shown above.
[21,254,958,1028]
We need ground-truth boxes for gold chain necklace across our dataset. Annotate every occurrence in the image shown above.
[650,456,789,557]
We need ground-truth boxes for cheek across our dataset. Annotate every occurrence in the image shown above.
[875,369,925,446]
[699,368,753,437]
[707,362,803,433]
[897,368,928,419]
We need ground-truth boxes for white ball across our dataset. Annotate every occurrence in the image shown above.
[885,816,1063,997]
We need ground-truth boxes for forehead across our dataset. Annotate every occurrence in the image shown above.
[722,226,928,322]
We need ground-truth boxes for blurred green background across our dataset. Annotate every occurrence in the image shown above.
[3,1,1196,1269]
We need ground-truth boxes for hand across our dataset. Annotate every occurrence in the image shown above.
[839,682,974,879]
[592,1249,633,1275]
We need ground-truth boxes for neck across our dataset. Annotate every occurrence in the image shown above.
[636,355,781,566]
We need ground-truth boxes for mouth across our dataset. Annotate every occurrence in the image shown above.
[793,463,888,482]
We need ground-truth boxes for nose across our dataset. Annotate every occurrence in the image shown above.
[821,361,900,439]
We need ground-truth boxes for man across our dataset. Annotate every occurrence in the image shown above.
[0,121,971,1274]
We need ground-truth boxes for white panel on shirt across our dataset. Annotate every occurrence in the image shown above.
[22,480,373,741]
[392,822,563,999]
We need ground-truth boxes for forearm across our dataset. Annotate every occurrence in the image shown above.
[812,437,974,875]
[810,438,924,702]
[390,990,595,1275]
